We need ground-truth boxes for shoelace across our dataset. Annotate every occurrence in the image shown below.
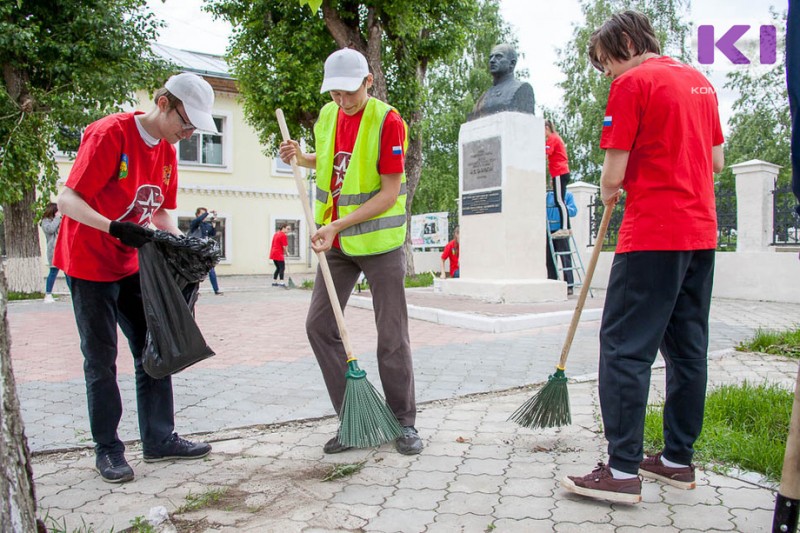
[104,452,128,468]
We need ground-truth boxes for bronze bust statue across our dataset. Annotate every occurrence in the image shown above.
[468,44,535,121]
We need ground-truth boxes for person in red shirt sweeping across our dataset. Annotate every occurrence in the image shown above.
[561,10,724,504]
[269,223,291,287]
[54,73,217,484]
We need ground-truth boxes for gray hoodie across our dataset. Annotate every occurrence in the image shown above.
[40,214,61,266]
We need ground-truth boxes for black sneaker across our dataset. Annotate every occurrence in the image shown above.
[96,452,134,483]
[395,426,423,455]
[323,435,353,454]
[143,433,211,463]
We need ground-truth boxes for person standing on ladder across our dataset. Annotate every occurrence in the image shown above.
[545,190,577,295]
[545,119,571,237]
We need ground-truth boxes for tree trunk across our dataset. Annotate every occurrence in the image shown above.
[0,262,44,532]
[2,187,42,295]
[404,114,423,276]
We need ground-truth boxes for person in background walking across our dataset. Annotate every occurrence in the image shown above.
[440,226,460,279]
[189,207,223,295]
[545,119,572,236]
[269,223,291,287]
[41,202,67,303]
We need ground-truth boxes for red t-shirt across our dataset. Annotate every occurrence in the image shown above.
[600,56,724,253]
[329,103,406,248]
[545,131,569,177]
[53,112,178,281]
[269,231,288,261]
[441,239,459,277]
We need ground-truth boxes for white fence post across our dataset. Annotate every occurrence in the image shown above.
[567,181,599,253]
[731,159,781,252]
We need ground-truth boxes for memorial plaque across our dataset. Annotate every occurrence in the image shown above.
[462,190,502,216]
[462,137,502,192]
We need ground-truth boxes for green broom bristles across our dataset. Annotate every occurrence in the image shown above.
[508,367,571,429]
[339,359,403,448]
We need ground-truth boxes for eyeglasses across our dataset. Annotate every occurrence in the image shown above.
[174,107,196,131]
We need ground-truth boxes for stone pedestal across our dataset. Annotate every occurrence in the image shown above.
[440,111,564,303]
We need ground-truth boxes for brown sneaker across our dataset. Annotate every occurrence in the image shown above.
[639,452,696,489]
[561,462,642,504]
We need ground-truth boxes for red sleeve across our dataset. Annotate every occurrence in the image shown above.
[600,80,641,151]
[66,120,122,199]
[545,134,553,156]
[441,241,453,260]
[280,232,288,247]
[378,110,406,175]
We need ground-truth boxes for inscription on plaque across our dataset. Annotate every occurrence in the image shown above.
[462,190,502,216]
[462,137,501,192]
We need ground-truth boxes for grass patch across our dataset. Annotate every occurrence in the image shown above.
[175,487,228,514]
[42,513,104,533]
[644,381,792,482]
[8,291,45,301]
[300,279,314,290]
[737,327,800,358]
[405,271,434,288]
[322,461,366,481]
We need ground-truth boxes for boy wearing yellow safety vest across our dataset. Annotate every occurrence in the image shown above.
[279,48,422,456]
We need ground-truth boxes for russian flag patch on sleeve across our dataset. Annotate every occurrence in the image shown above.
[603,115,613,127]
[392,145,403,155]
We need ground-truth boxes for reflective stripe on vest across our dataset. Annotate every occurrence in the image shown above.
[313,98,408,256]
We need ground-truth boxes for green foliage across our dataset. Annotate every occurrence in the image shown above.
[208,0,480,150]
[126,516,155,533]
[737,326,800,358]
[176,488,228,514]
[8,291,44,301]
[301,278,315,290]
[0,0,171,209]
[41,512,105,533]
[644,381,793,482]
[322,460,366,481]
[717,10,790,196]
[414,0,515,214]
[553,0,691,182]
[404,271,433,287]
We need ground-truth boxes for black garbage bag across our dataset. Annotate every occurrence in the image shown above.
[139,231,222,379]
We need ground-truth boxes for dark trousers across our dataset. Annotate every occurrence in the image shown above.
[69,274,175,456]
[273,260,286,280]
[208,267,220,293]
[306,247,416,426]
[599,250,714,474]
[545,234,574,286]
[551,172,571,230]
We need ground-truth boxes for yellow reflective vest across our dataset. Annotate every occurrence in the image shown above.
[313,98,408,256]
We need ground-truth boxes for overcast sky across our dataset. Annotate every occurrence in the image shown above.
[146,0,783,131]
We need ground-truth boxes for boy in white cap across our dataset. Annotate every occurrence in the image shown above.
[55,72,218,483]
[279,48,422,455]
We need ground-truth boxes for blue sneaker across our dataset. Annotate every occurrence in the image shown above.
[96,452,134,483]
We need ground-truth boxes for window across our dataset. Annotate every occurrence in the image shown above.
[275,219,301,259]
[178,117,224,166]
[274,157,293,174]
[178,214,227,261]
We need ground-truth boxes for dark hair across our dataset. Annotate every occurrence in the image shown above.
[43,202,58,219]
[588,10,661,72]
[279,223,290,230]
[545,119,556,132]
[196,207,207,216]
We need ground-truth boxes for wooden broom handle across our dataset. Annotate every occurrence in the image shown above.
[276,109,354,359]
[557,202,615,369]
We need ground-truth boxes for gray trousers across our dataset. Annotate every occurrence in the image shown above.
[306,246,416,426]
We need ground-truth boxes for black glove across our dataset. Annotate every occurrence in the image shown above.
[109,221,154,248]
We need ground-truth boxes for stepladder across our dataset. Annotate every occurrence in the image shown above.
[547,230,592,297]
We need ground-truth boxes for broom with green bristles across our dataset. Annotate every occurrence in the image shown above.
[509,202,615,429]
[276,109,402,448]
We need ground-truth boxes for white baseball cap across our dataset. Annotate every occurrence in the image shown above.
[320,49,369,93]
[164,73,219,134]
